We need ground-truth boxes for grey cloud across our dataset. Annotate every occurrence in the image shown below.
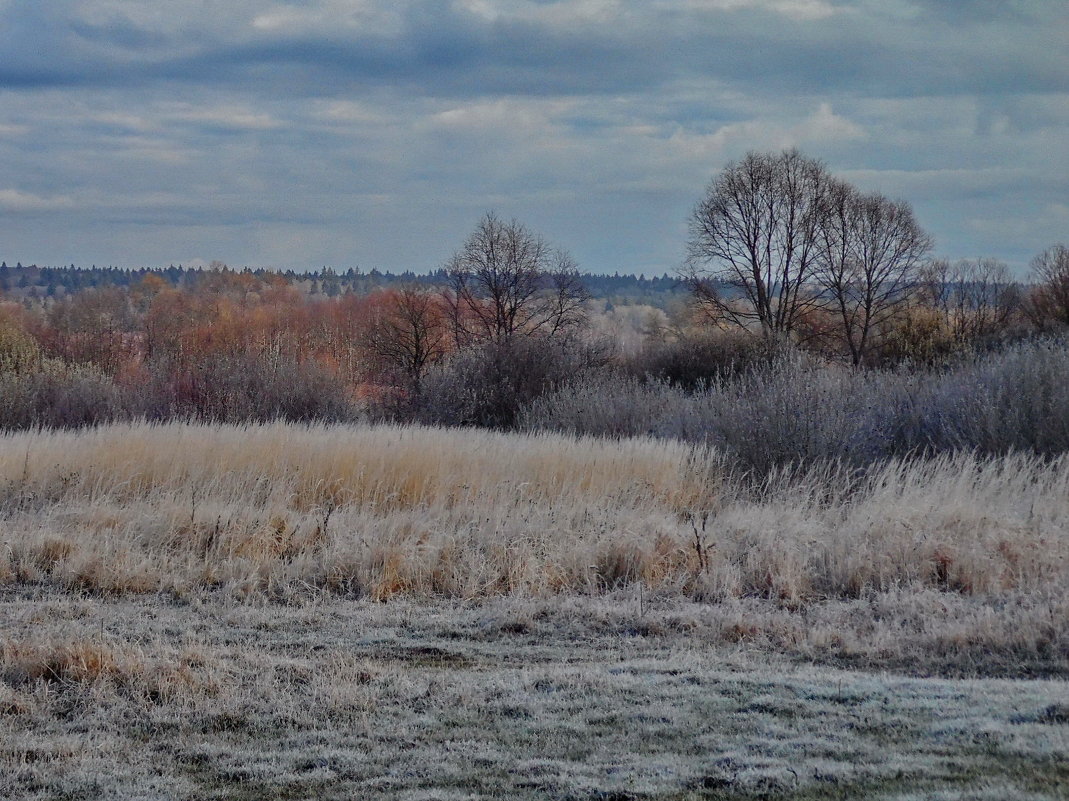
[69,17,171,50]
[0,1,1066,273]
[2,1,1063,100]
[903,0,1062,24]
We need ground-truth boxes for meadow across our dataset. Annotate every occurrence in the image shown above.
[1,421,1067,799]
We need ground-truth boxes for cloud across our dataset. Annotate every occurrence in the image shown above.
[0,1,1065,273]
[167,107,282,132]
[0,189,74,213]
[1,1,1064,102]
[675,0,841,21]
[652,102,866,171]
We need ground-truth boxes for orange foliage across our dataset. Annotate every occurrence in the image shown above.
[10,270,453,397]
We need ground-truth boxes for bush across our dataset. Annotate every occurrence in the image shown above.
[138,353,359,424]
[523,351,906,472]
[0,364,126,429]
[0,352,361,430]
[0,319,40,376]
[624,330,784,389]
[524,337,1069,473]
[409,335,609,428]
[907,338,1069,456]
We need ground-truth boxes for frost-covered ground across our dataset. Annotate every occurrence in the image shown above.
[2,592,1066,801]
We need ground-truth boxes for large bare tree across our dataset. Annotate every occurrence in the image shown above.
[815,183,933,365]
[683,149,832,338]
[444,212,589,347]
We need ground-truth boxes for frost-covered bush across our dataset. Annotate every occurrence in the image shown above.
[523,338,1069,471]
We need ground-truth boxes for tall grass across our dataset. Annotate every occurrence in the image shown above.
[1,422,1067,611]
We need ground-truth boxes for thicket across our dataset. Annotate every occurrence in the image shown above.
[524,338,1069,473]
[2,231,1069,475]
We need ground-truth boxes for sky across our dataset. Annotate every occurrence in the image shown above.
[0,1,1067,276]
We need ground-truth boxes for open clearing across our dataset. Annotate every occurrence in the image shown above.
[1,422,1067,799]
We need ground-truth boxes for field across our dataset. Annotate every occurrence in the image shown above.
[1,422,1068,799]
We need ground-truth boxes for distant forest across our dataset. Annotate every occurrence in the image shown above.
[0,262,686,308]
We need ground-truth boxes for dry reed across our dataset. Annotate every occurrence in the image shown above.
[0,421,1066,607]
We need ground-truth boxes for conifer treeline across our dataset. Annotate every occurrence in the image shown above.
[0,262,682,306]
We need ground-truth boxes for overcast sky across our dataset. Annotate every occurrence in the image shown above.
[1,1,1066,275]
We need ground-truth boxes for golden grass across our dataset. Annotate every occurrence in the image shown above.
[0,636,211,705]
[1,421,1067,605]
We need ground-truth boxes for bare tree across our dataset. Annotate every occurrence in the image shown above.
[361,286,449,394]
[45,287,137,375]
[814,184,933,365]
[444,212,589,348]
[924,257,1019,344]
[1028,244,1069,329]
[683,149,832,338]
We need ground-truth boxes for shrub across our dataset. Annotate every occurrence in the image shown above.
[907,337,1069,456]
[0,364,126,429]
[524,337,1069,472]
[624,330,783,389]
[409,335,609,428]
[0,310,41,376]
[138,352,359,424]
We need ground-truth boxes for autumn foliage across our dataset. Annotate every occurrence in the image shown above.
[0,269,467,425]
[1,230,1068,435]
